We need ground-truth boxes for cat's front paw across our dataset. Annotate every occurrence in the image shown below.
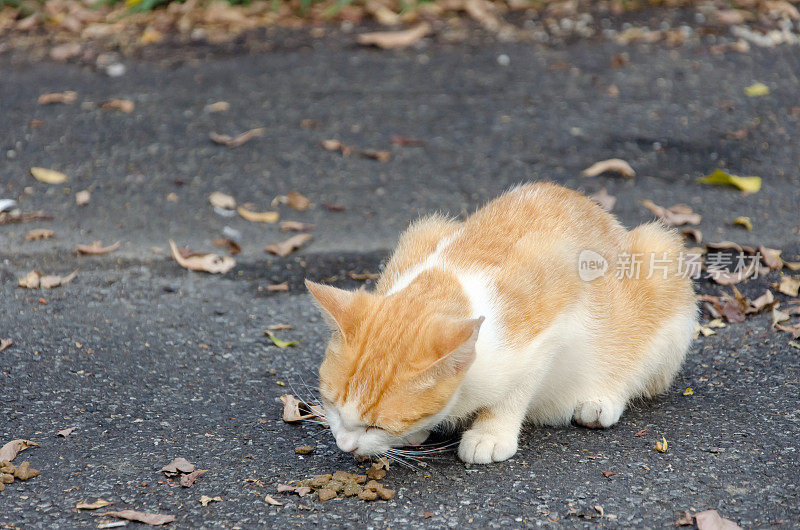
[458,429,518,464]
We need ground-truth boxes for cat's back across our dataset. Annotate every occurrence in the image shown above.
[443,182,626,271]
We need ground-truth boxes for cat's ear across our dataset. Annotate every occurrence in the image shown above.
[305,280,358,336]
[420,316,484,381]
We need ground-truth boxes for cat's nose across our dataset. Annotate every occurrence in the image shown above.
[335,432,359,453]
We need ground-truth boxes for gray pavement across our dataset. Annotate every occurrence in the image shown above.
[1,10,800,528]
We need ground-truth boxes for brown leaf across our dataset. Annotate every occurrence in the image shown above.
[38,91,77,105]
[50,42,82,61]
[18,270,41,289]
[681,228,703,244]
[280,394,326,425]
[205,101,230,113]
[675,510,694,526]
[694,509,742,530]
[211,238,242,255]
[0,338,13,352]
[776,276,800,297]
[199,495,222,506]
[721,299,746,323]
[641,200,701,226]
[277,484,312,497]
[0,440,40,462]
[357,22,431,49]
[265,234,313,257]
[75,190,91,206]
[180,469,208,487]
[581,158,635,178]
[391,135,425,146]
[25,228,55,241]
[237,207,279,223]
[209,191,236,210]
[267,324,292,331]
[588,188,616,211]
[324,202,346,212]
[280,221,315,232]
[101,99,135,113]
[209,127,265,148]
[286,191,311,211]
[76,498,113,510]
[772,307,791,327]
[18,269,78,289]
[169,240,235,274]
[360,149,391,162]
[161,457,195,476]
[746,290,776,314]
[601,470,616,478]
[264,494,284,506]
[103,510,175,526]
[267,282,289,292]
[758,246,782,270]
[775,321,800,338]
[57,427,76,438]
[321,139,354,156]
[76,241,120,255]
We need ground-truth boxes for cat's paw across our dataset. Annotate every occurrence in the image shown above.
[573,398,623,429]
[458,429,518,464]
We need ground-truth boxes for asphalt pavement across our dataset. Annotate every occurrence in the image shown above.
[1,9,799,528]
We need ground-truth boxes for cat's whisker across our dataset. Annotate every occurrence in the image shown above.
[382,451,424,473]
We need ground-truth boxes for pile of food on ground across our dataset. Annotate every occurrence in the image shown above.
[277,462,394,502]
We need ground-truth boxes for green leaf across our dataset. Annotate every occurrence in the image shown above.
[698,169,761,193]
[266,331,298,348]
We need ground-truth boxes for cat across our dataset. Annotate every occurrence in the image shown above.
[306,182,697,464]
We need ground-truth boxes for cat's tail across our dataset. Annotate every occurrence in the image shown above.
[625,221,695,288]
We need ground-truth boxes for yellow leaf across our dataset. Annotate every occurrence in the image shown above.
[744,82,769,97]
[30,167,67,184]
[698,169,761,193]
[265,331,298,348]
[237,207,279,223]
[654,436,668,453]
[683,387,694,396]
[733,216,753,231]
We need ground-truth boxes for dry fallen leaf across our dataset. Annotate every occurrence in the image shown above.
[360,149,391,162]
[772,307,790,327]
[103,510,175,526]
[180,469,208,488]
[25,228,55,241]
[759,246,782,270]
[266,331,298,348]
[277,484,312,497]
[391,135,425,147]
[747,290,776,314]
[776,276,800,297]
[588,188,616,211]
[0,338,13,352]
[654,436,668,453]
[675,511,694,526]
[681,228,703,244]
[732,216,753,231]
[357,22,431,49]
[30,167,67,184]
[238,206,279,223]
[265,234,312,257]
[0,439,40,462]
[169,240,235,274]
[75,190,91,206]
[211,237,242,255]
[694,509,742,529]
[280,394,326,424]
[101,99,135,113]
[581,158,635,178]
[57,427,76,438]
[744,82,769,97]
[286,191,311,211]
[280,221,315,232]
[162,457,195,476]
[267,282,289,292]
[321,139,354,156]
[76,498,113,510]
[199,495,222,506]
[18,269,78,289]
[264,494,284,506]
[775,321,800,338]
[641,200,701,226]
[698,169,761,193]
[38,91,77,105]
[267,324,292,331]
[209,192,236,210]
[209,127,265,148]
[205,101,230,113]
[76,241,121,255]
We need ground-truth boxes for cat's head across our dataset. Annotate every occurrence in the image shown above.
[306,280,482,457]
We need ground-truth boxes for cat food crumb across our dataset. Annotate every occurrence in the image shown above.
[342,483,362,497]
[366,462,387,480]
[377,487,395,500]
[317,488,337,501]
[295,445,315,455]
[326,480,345,493]
[358,489,378,501]
[13,462,39,481]
[364,479,381,491]
[309,474,332,488]
[332,470,367,484]
[1,473,13,484]
[0,461,15,474]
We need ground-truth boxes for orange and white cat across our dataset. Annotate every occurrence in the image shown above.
[306,182,697,464]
